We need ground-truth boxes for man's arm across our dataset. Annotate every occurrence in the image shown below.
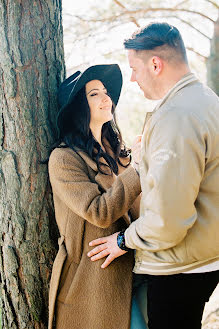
[125,110,205,251]
[88,110,206,267]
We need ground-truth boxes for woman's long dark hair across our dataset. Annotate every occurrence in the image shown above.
[50,85,131,175]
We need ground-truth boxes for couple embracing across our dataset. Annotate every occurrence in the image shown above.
[48,22,219,329]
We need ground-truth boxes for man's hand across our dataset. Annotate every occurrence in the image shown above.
[87,232,127,268]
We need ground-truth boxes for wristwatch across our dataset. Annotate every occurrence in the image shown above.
[117,229,130,251]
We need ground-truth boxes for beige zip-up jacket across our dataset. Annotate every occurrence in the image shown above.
[125,73,219,275]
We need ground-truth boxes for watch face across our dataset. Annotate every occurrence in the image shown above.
[117,233,124,249]
[117,230,128,251]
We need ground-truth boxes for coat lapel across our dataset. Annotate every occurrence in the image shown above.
[77,150,116,188]
[77,150,131,225]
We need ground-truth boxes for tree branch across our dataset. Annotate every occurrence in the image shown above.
[205,0,219,9]
[67,13,211,45]
[113,0,126,10]
[113,0,140,27]
[173,0,190,8]
[75,7,215,24]
[186,47,208,59]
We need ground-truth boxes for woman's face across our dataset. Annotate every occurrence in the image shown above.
[85,80,113,127]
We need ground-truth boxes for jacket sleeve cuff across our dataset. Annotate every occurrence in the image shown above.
[124,221,137,249]
[124,219,149,250]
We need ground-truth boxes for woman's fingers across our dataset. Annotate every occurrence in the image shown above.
[132,144,141,157]
[132,135,142,145]
[132,135,142,164]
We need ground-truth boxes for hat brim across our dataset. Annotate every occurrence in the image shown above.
[69,64,122,106]
[57,64,122,134]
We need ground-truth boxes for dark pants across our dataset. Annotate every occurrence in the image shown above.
[134,270,219,329]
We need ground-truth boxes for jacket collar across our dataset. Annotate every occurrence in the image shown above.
[142,73,199,132]
[154,72,198,113]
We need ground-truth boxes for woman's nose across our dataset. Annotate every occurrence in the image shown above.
[102,93,110,102]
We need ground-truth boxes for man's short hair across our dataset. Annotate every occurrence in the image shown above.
[124,22,188,64]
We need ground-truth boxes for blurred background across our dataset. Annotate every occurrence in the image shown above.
[62,0,219,146]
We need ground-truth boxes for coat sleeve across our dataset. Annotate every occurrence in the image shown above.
[125,110,206,251]
[48,148,141,228]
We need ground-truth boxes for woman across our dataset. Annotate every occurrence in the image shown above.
[48,64,143,329]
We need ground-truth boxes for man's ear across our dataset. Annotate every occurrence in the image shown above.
[151,56,163,75]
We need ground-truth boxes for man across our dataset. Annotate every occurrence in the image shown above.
[88,22,219,329]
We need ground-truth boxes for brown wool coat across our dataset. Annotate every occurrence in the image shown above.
[48,146,141,329]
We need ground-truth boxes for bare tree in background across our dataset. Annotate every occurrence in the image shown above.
[65,0,219,95]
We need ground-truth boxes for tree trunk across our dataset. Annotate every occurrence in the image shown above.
[207,10,219,96]
[0,1,65,328]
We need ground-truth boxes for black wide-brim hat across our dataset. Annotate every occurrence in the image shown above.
[56,64,122,134]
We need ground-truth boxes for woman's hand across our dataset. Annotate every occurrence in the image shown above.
[132,135,142,166]
[87,232,127,268]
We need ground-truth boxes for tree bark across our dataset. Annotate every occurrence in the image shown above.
[207,10,219,95]
[0,1,65,328]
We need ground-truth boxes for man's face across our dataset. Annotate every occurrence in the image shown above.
[128,49,157,100]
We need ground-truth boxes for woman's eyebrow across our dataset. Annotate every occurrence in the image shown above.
[87,87,107,95]
[87,88,98,95]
